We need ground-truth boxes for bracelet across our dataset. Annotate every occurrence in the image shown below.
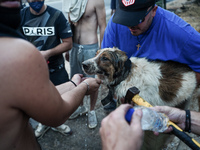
[70,80,77,87]
[185,110,191,133]
[82,81,89,92]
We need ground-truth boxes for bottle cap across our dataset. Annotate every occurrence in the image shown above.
[125,108,135,123]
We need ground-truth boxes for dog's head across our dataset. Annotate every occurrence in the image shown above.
[82,47,129,85]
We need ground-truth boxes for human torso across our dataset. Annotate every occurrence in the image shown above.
[73,0,98,45]
[0,24,41,150]
[20,6,72,68]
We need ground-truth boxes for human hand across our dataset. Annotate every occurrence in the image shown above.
[100,104,144,150]
[71,74,84,85]
[40,50,50,60]
[82,77,101,95]
[152,106,185,135]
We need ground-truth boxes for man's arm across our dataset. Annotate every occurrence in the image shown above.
[95,0,106,48]
[7,38,100,127]
[40,37,72,60]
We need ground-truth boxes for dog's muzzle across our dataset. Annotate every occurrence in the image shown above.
[82,61,96,75]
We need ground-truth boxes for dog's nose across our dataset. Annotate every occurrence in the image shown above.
[82,62,89,70]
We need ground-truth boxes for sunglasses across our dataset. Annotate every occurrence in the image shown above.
[139,5,154,24]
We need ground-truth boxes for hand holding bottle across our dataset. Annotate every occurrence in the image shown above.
[100,104,144,150]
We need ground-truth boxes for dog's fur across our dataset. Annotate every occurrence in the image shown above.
[82,47,200,149]
[82,47,199,107]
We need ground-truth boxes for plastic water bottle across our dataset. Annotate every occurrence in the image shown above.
[125,106,169,132]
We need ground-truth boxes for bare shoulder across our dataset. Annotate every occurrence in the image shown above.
[96,0,105,7]
[0,37,49,107]
[86,0,105,12]
[0,37,43,65]
[0,37,47,80]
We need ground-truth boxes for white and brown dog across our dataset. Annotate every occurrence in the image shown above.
[82,47,200,149]
[82,47,199,107]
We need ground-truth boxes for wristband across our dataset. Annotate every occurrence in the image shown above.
[185,110,191,133]
[70,80,77,87]
[82,81,89,92]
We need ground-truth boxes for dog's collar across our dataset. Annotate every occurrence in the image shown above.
[109,58,132,87]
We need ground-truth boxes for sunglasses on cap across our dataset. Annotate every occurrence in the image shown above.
[139,5,154,24]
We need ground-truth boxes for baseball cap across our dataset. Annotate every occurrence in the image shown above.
[112,0,156,26]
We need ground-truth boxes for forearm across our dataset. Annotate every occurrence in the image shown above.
[56,81,76,95]
[190,111,200,135]
[46,41,72,58]
[99,27,106,48]
[177,110,200,135]
[61,82,88,117]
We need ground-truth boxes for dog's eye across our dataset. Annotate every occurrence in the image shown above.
[101,57,109,61]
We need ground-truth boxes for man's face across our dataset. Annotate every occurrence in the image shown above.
[128,6,157,36]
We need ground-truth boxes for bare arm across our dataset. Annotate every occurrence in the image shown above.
[153,106,200,135]
[95,0,106,48]
[41,37,72,60]
[5,38,100,127]
[56,74,84,95]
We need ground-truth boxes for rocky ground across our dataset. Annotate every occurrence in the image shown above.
[38,1,200,150]
[167,0,200,32]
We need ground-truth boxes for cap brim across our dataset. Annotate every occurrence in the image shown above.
[112,7,147,27]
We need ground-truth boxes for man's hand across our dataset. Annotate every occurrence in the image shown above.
[82,77,101,95]
[152,106,185,135]
[71,74,84,85]
[100,104,144,150]
[40,50,50,60]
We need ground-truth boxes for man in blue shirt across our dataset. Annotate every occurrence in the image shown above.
[102,0,200,110]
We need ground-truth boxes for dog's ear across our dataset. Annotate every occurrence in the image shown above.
[114,48,128,69]
[116,49,128,62]
[110,48,128,78]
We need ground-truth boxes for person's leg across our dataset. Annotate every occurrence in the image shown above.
[69,44,88,119]
[88,90,98,128]
[83,43,99,129]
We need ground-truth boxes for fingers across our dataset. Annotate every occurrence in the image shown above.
[153,125,173,136]
[151,106,172,114]
[101,104,132,126]
[130,109,143,128]
[113,104,133,117]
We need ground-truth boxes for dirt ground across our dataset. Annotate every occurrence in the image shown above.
[38,1,200,150]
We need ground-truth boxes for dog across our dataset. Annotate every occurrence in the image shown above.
[82,47,200,150]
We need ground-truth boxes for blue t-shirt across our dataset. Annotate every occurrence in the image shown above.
[102,6,200,73]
